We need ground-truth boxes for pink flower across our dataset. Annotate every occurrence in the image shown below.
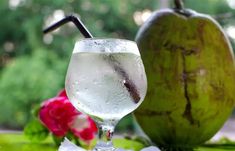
[57,89,67,98]
[69,115,98,142]
[39,96,79,137]
[39,89,97,142]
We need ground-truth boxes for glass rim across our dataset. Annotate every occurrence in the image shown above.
[73,37,140,55]
[76,37,137,44]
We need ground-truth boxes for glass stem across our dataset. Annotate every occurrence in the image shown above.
[94,123,116,150]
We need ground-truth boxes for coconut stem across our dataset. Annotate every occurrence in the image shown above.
[174,0,184,10]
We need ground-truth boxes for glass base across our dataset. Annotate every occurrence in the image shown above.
[93,141,114,151]
[92,147,115,151]
[92,147,127,151]
[92,141,127,151]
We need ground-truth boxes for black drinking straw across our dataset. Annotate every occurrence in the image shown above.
[43,15,140,103]
[43,15,93,38]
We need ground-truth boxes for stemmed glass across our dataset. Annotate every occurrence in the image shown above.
[65,38,147,151]
[43,15,147,151]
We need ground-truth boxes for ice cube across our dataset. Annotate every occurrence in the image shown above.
[58,138,86,151]
[140,146,161,151]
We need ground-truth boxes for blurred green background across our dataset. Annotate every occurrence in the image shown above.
[1,0,235,130]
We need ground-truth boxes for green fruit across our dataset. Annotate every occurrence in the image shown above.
[134,8,235,150]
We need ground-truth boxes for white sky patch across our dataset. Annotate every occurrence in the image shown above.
[133,9,152,26]
[9,0,25,10]
[44,9,65,34]
[226,26,235,39]
[43,34,53,45]
[4,41,14,52]
[227,0,235,9]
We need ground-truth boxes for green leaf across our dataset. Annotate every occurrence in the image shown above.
[24,119,49,142]
[52,134,63,146]
[31,104,41,117]
[52,131,81,147]
[130,135,152,147]
[113,138,145,151]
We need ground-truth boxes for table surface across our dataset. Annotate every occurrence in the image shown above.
[1,117,235,151]
[1,133,235,151]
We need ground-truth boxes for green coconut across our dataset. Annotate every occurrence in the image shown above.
[134,2,235,151]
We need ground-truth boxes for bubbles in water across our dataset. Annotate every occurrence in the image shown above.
[105,99,110,105]
[75,90,79,94]
[66,51,147,120]
[92,79,97,84]
[114,106,118,112]
[72,81,79,88]
[104,47,111,52]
